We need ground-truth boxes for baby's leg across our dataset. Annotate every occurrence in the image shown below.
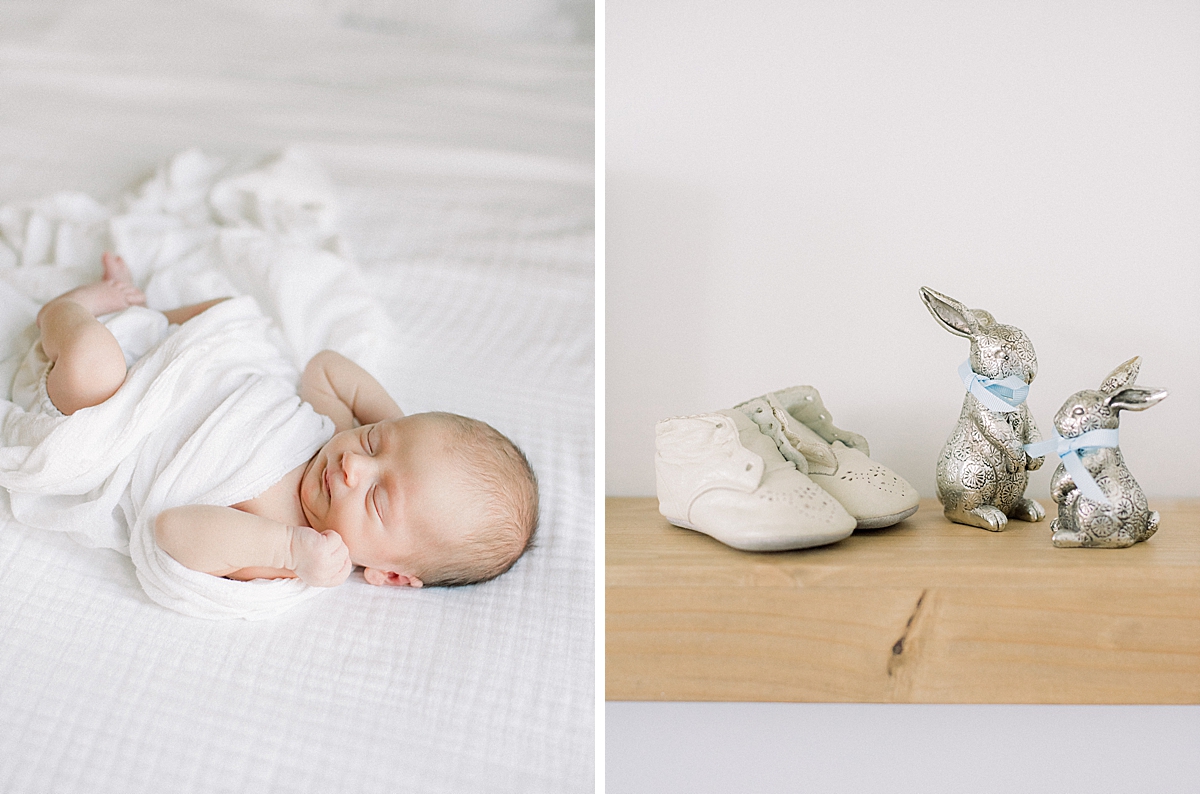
[37,253,145,415]
[162,297,230,325]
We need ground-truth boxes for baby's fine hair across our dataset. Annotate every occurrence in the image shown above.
[421,412,539,587]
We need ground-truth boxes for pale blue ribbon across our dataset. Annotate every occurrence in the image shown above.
[959,360,1029,413]
[1024,428,1119,505]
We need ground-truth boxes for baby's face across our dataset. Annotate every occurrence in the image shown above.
[298,414,464,586]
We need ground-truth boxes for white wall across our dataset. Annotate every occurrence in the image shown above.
[607,0,1200,498]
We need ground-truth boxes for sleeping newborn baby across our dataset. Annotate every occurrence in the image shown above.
[30,252,538,590]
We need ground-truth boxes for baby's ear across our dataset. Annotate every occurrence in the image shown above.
[363,568,424,588]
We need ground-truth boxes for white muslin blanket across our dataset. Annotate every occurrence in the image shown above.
[0,297,335,618]
[0,148,389,618]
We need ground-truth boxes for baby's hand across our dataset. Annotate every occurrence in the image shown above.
[289,526,353,587]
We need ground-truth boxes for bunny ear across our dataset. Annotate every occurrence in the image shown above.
[1104,386,1167,413]
[969,309,996,327]
[1100,356,1142,393]
[919,287,981,338]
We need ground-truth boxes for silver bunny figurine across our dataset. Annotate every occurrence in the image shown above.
[1031,357,1167,548]
[919,287,1045,531]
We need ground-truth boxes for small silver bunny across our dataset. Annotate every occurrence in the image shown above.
[919,287,1045,531]
[1029,357,1167,548]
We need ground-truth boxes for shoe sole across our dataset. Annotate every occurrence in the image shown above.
[855,504,919,530]
[664,517,854,552]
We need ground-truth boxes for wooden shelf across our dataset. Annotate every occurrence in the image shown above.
[606,497,1200,703]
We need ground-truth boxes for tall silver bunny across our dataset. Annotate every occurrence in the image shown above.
[919,287,1045,531]
[1026,357,1167,548]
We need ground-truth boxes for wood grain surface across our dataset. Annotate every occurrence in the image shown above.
[606,497,1200,703]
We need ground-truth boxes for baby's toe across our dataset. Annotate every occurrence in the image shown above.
[101,252,133,282]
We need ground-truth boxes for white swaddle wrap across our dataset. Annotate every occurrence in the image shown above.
[0,148,390,619]
[0,297,335,618]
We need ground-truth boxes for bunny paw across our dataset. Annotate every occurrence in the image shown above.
[1143,510,1160,540]
[949,504,1008,532]
[1012,498,1045,523]
[1051,528,1085,548]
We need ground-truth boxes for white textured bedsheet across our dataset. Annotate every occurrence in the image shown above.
[0,2,594,791]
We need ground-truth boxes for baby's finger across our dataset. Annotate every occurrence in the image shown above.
[321,529,347,549]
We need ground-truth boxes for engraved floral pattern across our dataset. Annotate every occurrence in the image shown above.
[1046,358,1164,548]
[922,288,1041,532]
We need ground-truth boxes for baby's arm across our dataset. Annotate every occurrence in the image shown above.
[300,350,402,432]
[154,505,352,586]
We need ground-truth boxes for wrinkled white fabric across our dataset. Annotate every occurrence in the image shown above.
[0,147,389,376]
[0,4,594,787]
[0,148,389,618]
[0,297,334,618]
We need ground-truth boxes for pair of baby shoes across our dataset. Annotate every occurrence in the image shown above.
[655,387,920,551]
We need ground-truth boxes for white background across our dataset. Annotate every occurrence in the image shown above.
[606,0,1200,500]
[605,1,1200,790]
[0,2,596,792]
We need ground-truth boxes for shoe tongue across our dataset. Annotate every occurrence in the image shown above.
[772,385,871,457]
[764,394,840,474]
[716,409,796,475]
[735,397,839,475]
[770,397,828,446]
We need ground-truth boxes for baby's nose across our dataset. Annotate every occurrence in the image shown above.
[342,452,373,486]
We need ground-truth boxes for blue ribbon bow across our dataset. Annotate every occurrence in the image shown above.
[958,360,1029,413]
[1024,428,1119,506]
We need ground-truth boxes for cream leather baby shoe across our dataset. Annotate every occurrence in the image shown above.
[655,409,856,551]
[735,387,919,529]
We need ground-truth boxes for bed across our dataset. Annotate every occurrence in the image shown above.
[0,2,594,791]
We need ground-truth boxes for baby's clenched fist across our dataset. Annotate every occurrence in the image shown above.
[289,526,353,587]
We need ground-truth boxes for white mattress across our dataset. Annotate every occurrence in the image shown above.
[0,2,594,791]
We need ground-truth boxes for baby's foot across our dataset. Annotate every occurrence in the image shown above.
[55,252,146,317]
[101,251,139,287]
[289,526,353,587]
